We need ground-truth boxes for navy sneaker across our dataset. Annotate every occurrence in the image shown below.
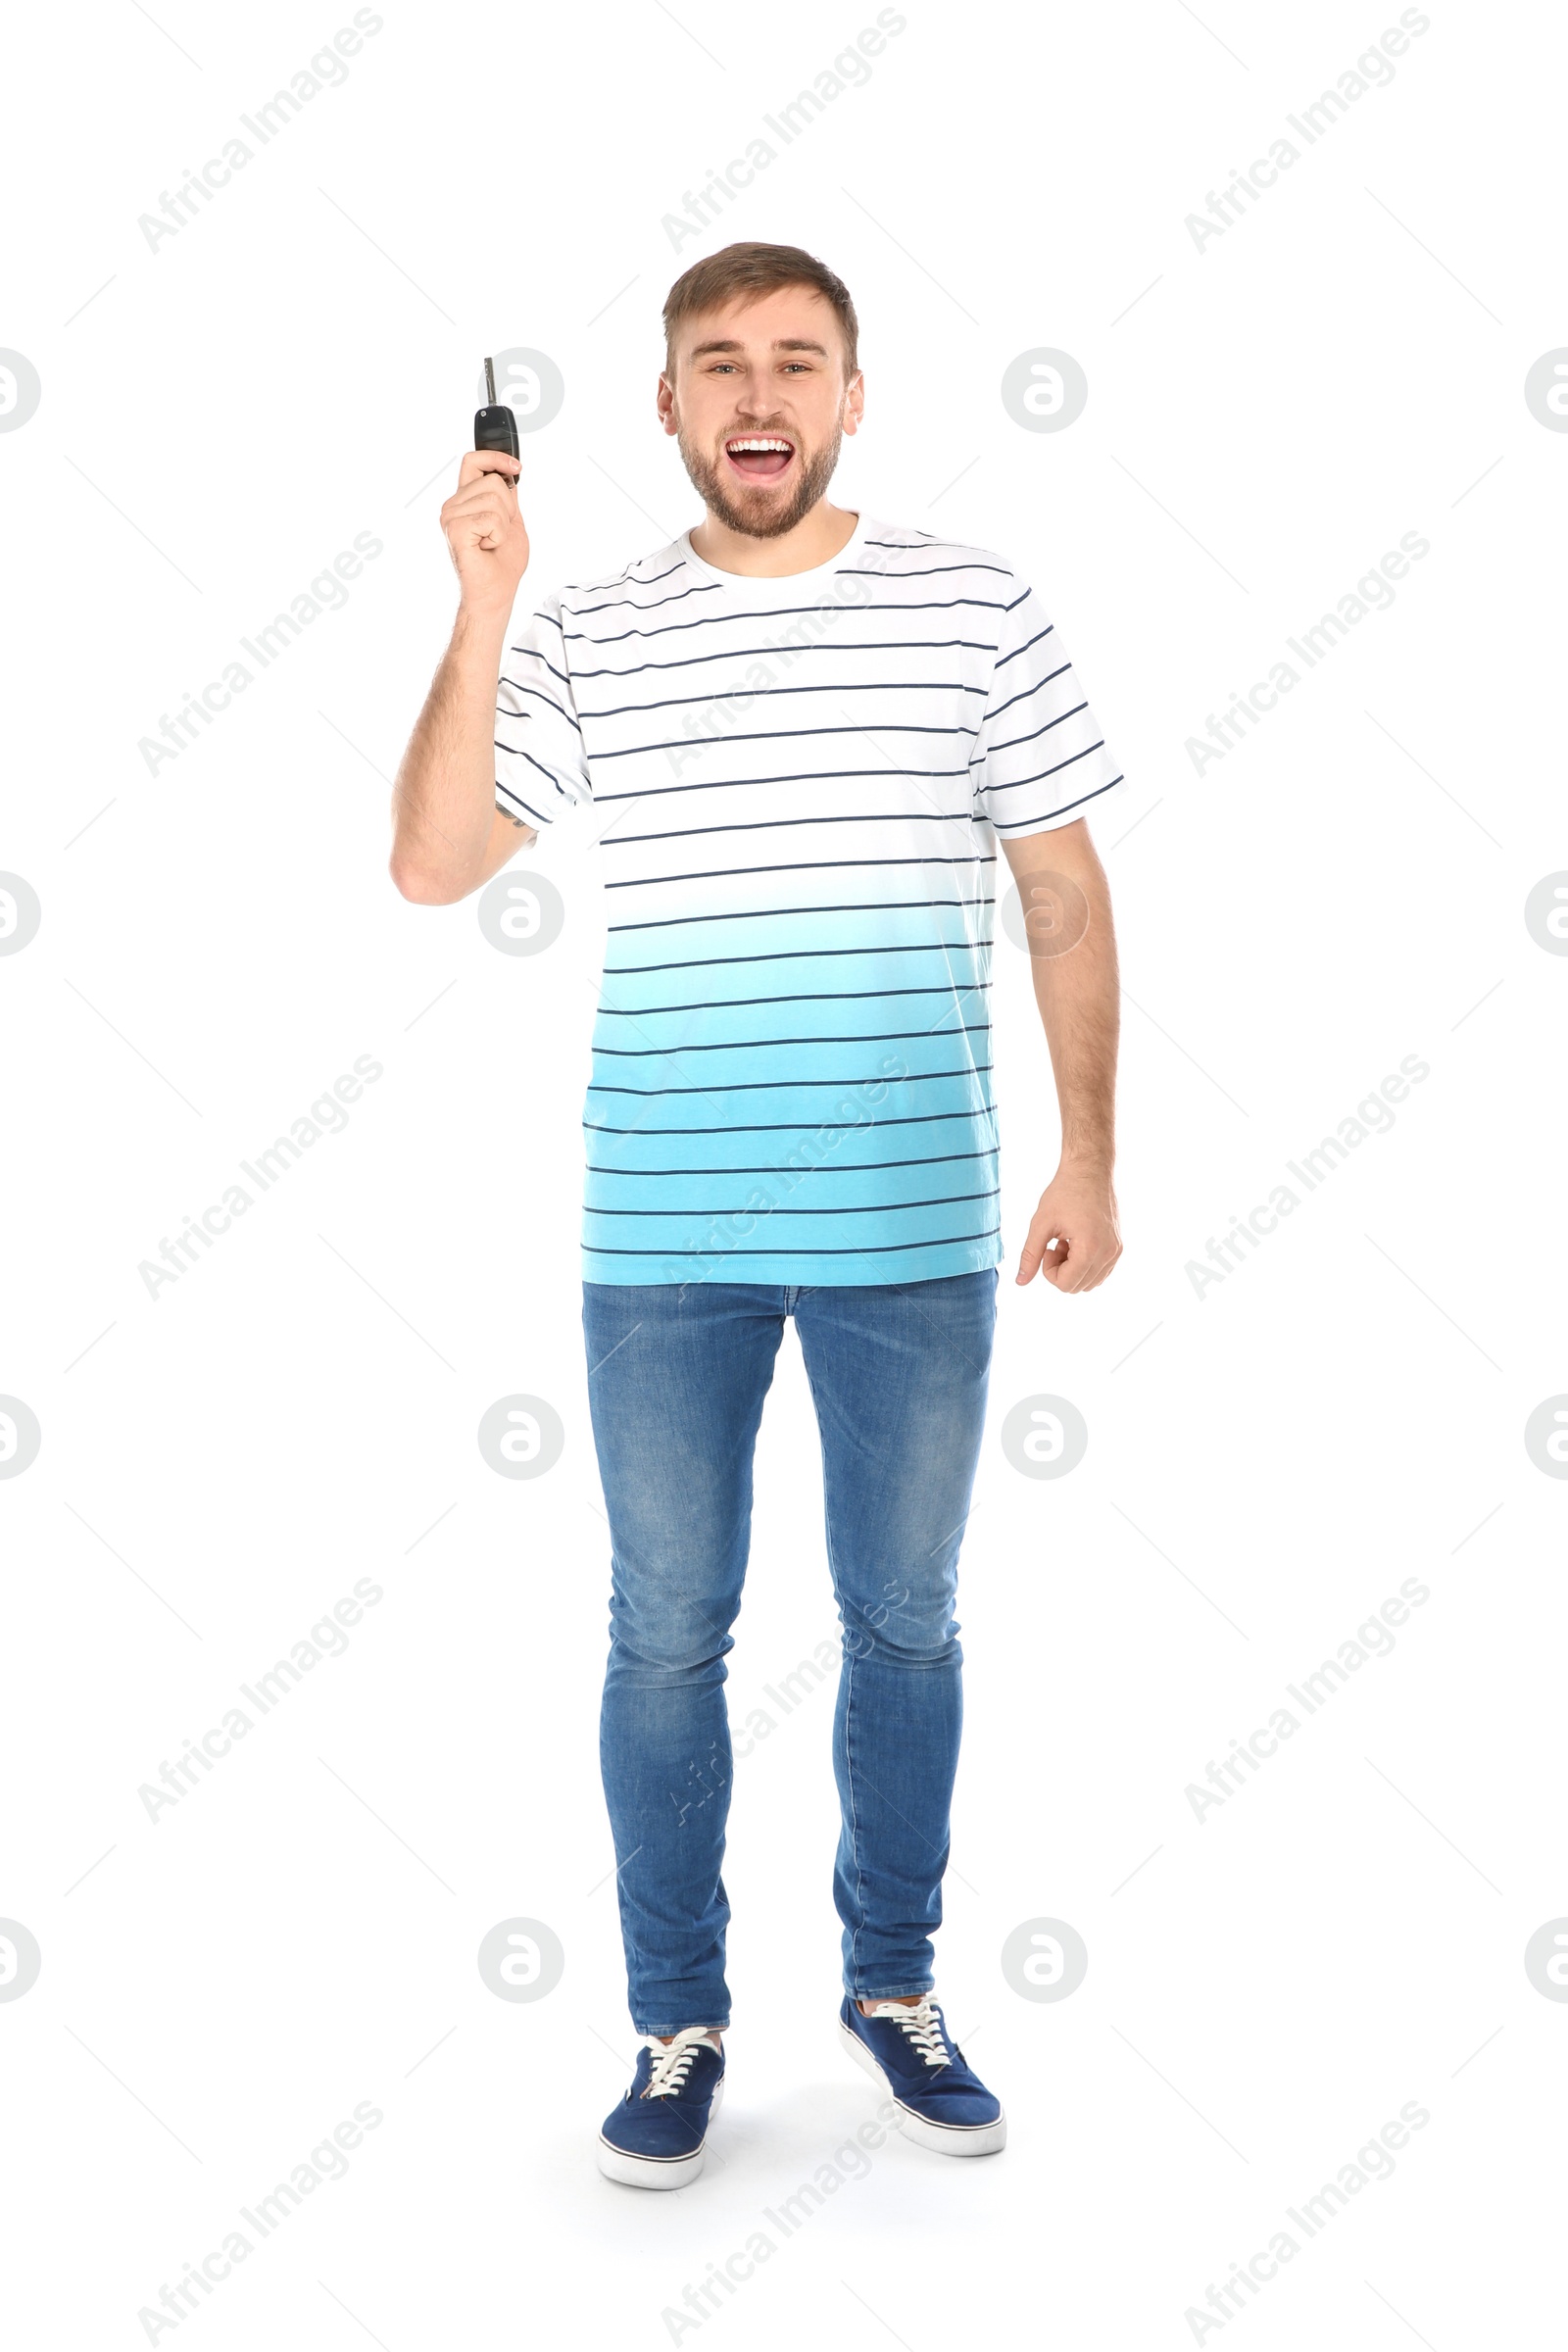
[840,1994,1006,2155]
[597,2027,725,2188]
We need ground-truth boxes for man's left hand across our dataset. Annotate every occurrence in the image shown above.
[1015,1162,1122,1292]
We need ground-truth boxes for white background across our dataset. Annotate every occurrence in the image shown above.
[3,0,1564,2343]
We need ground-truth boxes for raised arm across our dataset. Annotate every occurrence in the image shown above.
[389,450,536,906]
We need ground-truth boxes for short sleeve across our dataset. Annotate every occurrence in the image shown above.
[494,597,593,827]
[971,580,1125,836]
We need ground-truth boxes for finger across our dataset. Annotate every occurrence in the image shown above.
[1060,1244,1118,1295]
[1015,1228,1054,1284]
[442,504,514,545]
[1049,1233,1102,1290]
[442,487,516,523]
[1017,1232,1062,1286]
[1084,1243,1123,1294]
[456,449,521,491]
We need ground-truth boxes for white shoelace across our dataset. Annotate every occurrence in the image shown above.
[863,1996,952,2069]
[640,2026,719,2098]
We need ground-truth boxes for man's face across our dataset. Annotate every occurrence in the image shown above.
[658,285,863,538]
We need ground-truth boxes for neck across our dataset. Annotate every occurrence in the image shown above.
[689,500,858,578]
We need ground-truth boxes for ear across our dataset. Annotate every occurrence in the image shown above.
[657,371,678,436]
[842,368,865,438]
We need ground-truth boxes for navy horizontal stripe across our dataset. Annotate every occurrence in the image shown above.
[598,983,990,1015]
[986,669,1067,726]
[584,1187,1002,1218]
[982,738,1108,796]
[494,780,553,825]
[582,1223,1004,1257]
[507,644,573,690]
[493,741,578,793]
[608,893,994,934]
[500,679,585,735]
[989,773,1123,829]
[836,562,1011,581]
[970,693,1083,763]
[604,853,997,892]
[584,1103,999,1136]
[593,1021,988,1058]
[579,676,986,721]
[590,718,972,763]
[559,596,1010,650]
[602,809,987,851]
[588,1063,993,1095]
[608,937,988,973]
[559,558,686,602]
[567,577,722,618]
[995,622,1054,670]
[586,1146,997,1175]
[594,764,973,806]
[562,635,1002,682]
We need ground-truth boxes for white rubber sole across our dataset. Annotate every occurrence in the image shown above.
[596,2079,724,2189]
[840,2020,1007,2156]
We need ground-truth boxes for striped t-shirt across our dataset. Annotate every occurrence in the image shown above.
[494,511,1125,1288]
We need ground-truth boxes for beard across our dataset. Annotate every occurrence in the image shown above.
[675,421,844,539]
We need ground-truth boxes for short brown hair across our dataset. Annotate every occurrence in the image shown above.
[662,241,859,376]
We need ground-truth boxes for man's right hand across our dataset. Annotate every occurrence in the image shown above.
[390,449,533,905]
[439,450,529,614]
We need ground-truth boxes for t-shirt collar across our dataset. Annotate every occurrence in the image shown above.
[676,509,870,597]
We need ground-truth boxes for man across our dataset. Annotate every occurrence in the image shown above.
[390,241,1125,2188]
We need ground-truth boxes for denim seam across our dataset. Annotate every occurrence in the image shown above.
[843,1646,865,1988]
[634,2018,731,2036]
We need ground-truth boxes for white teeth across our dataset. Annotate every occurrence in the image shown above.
[726,437,792,454]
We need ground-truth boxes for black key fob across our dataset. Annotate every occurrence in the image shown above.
[475,357,520,469]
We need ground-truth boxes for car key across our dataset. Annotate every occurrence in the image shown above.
[474,357,520,474]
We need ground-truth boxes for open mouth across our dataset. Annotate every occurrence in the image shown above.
[724,434,796,482]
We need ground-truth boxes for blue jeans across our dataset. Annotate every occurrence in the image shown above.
[581,1270,998,2035]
